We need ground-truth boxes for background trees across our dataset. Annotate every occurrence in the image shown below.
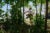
[0,0,49,33]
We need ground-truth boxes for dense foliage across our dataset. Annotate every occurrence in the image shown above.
[0,0,49,33]
[33,14,45,33]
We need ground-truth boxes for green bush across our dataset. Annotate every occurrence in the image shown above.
[33,14,45,33]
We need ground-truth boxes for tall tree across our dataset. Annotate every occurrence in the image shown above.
[45,0,48,33]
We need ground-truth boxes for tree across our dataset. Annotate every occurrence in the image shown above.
[45,0,48,33]
[0,0,47,33]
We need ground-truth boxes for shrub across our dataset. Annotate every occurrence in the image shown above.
[33,14,45,33]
